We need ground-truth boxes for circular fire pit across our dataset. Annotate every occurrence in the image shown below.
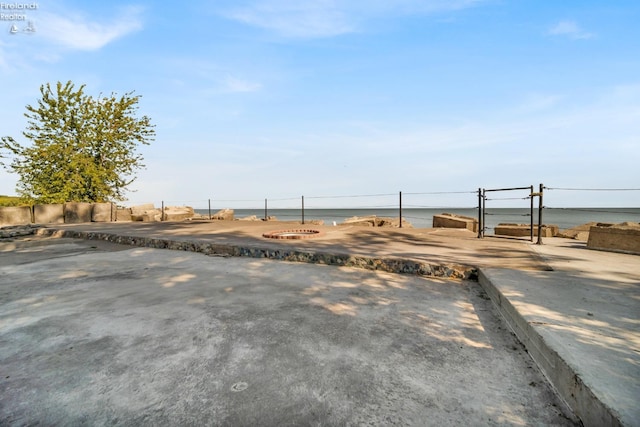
[262,229,322,240]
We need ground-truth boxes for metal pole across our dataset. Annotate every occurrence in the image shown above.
[161,200,164,221]
[482,189,486,237]
[399,191,402,228]
[208,199,211,220]
[537,184,544,245]
[477,188,482,238]
[301,195,305,225]
[264,198,267,221]
[530,185,534,242]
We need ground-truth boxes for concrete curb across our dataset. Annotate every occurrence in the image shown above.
[478,268,623,427]
[34,227,478,280]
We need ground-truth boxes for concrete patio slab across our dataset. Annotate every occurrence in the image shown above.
[0,236,576,425]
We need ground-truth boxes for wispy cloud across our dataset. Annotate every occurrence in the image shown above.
[223,0,486,38]
[516,93,563,113]
[224,76,262,93]
[154,57,263,96]
[548,20,594,40]
[37,6,144,50]
[226,1,353,38]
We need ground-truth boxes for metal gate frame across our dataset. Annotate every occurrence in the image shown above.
[477,184,544,244]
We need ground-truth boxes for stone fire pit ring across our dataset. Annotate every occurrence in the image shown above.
[262,229,323,240]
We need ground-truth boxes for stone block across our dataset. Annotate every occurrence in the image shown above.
[131,209,162,222]
[587,223,640,255]
[494,223,558,237]
[342,215,410,228]
[64,202,92,223]
[433,213,478,232]
[34,204,64,224]
[0,206,32,227]
[163,206,195,221]
[129,204,162,221]
[92,203,115,222]
[130,204,156,215]
[212,208,234,221]
[557,222,598,241]
[343,216,374,227]
[116,208,132,222]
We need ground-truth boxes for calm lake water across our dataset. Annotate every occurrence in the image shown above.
[195,207,640,232]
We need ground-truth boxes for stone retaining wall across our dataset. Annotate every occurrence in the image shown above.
[0,206,32,227]
[0,203,179,226]
[34,204,64,224]
[92,203,116,222]
[64,202,93,223]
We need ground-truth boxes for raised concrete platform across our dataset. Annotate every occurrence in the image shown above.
[480,239,639,427]
[2,221,638,426]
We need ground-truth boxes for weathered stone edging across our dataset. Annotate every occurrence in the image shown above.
[0,224,41,239]
[34,228,477,280]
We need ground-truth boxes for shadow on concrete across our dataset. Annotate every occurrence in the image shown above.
[0,233,581,425]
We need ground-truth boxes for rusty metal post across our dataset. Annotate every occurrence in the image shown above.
[530,185,534,242]
[477,188,482,238]
[482,189,486,238]
[537,184,544,245]
[399,191,402,229]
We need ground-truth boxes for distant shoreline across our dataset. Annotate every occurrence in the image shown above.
[194,207,640,231]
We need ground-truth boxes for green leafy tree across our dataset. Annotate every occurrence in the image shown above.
[0,81,155,203]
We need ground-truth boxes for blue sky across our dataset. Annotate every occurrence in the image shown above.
[1,0,639,209]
